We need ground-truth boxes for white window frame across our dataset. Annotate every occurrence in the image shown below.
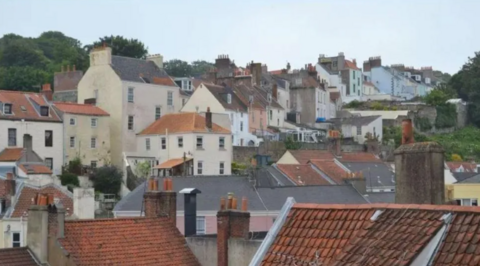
[90,138,97,149]
[219,137,225,149]
[11,232,21,247]
[178,137,183,148]
[167,91,173,106]
[161,137,166,150]
[197,161,203,175]
[128,116,134,130]
[146,138,151,151]
[69,118,76,126]
[219,162,225,175]
[456,198,478,206]
[196,136,203,149]
[357,126,362,136]
[91,118,98,128]
[155,106,162,120]
[196,216,206,235]
[70,136,75,148]
[3,103,12,115]
[128,87,134,103]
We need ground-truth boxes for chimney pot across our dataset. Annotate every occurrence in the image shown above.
[232,197,238,210]
[401,119,414,144]
[220,197,226,210]
[241,197,248,211]
[206,107,212,129]
[47,193,54,205]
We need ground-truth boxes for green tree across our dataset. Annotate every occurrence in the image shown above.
[135,161,151,178]
[0,41,48,68]
[284,136,302,150]
[85,35,148,59]
[164,59,193,77]
[423,89,449,106]
[59,173,80,192]
[191,60,214,76]
[0,66,49,91]
[89,165,123,196]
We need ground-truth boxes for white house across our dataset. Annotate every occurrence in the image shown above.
[331,115,382,144]
[77,47,182,178]
[0,89,63,175]
[136,110,232,176]
[181,83,259,146]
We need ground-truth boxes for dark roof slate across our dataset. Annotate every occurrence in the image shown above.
[111,56,173,85]
[0,247,40,266]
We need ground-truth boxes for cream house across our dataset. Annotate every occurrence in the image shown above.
[77,47,182,175]
[136,110,232,176]
[53,102,111,168]
[0,89,63,175]
[181,83,259,146]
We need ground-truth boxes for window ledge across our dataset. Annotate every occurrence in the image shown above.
[196,148,204,150]
[219,148,226,151]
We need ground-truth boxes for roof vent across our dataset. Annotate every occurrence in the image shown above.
[370,209,384,221]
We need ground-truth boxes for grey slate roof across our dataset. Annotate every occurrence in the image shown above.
[458,174,480,184]
[113,176,368,213]
[342,162,395,189]
[453,172,479,183]
[365,192,395,203]
[111,56,171,84]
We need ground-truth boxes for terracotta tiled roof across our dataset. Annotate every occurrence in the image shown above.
[309,159,347,184]
[154,158,193,169]
[344,60,361,70]
[54,102,109,116]
[152,77,177,86]
[0,91,61,122]
[288,150,334,164]
[262,203,480,266]
[58,217,200,266]
[446,162,477,173]
[0,247,40,266]
[270,70,284,75]
[0,148,23,162]
[276,164,333,185]
[19,164,52,175]
[139,112,230,135]
[11,184,72,218]
[340,152,381,162]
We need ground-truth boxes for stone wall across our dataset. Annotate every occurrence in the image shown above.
[53,90,78,103]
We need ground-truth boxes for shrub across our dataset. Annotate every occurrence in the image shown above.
[284,136,301,150]
[435,104,457,129]
[451,154,463,162]
[414,117,432,131]
[371,102,384,110]
[59,173,80,192]
[67,157,82,175]
[89,165,123,196]
[344,100,362,108]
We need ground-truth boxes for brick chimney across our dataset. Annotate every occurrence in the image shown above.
[41,84,53,101]
[143,178,177,225]
[217,193,250,266]
[249,62,262,86]
[363,60,371,72]
[4,172,16,207]
[394,119,445,204]
[27,193,65,264]
[272,84,278,101]
[206,107,212,130]
[215,55,231,70]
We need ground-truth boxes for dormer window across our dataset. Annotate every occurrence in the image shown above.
[248,95,254,104]
[227,94,232,104]
[3,103,12,115]
[267,93,272,103]
[40,106,49,117]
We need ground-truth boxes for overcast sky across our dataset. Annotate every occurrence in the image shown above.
[0,0,478,74]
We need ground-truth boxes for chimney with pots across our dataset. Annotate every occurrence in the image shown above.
[180,188,201,237]
[147,54,164,69]
[215,55,231,70]
[206,107,212,130]
[272,84,278,101]
[41,84,53,101]
[89,46,112,66]
[143,178,177,225]
[27,193,65,264]
[249,62,262,86]
[217,193,250,266]
[394,119,445,204]
[363,60,371,72]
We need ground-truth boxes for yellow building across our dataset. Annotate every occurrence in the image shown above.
[446,173,480,206]
[53,102,111,168]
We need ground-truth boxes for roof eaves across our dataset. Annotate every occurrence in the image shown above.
[250,197,296,265]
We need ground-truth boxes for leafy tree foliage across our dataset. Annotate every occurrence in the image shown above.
[164,59,214,77]
[451,154,462,162]
[448,51,480,127]
[423,89,449,106]
[85,35,148,59]
[89,165,123,196]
